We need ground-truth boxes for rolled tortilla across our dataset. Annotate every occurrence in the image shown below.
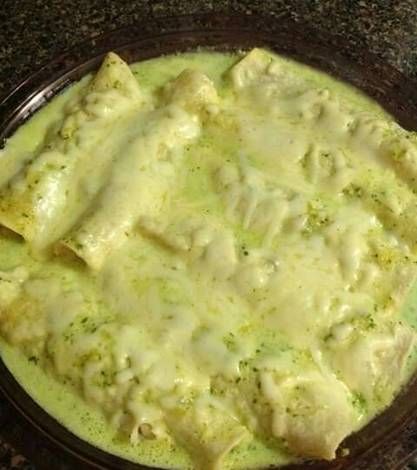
[60,69,219,270]
[228,48,275,90]
[164,405,248,470]
[0,52,142,253]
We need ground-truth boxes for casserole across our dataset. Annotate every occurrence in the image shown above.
[2,12,417,470]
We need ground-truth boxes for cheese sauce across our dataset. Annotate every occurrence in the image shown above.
[1,49,417,470]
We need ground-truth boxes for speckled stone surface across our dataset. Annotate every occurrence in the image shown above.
[2,1,417,469]
[2,0,417,99]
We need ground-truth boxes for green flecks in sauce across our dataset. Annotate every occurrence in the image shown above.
[1,49,417,470]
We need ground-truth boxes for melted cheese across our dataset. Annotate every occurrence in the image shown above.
[0,53,142,253]
[0,49,417,470]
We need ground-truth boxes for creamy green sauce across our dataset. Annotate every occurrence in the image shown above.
[1,50,417,470]
[0,52,295,470]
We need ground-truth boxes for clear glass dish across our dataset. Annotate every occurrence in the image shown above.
[1,12,417,470]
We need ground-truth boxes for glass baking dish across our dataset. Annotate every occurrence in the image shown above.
[1,12,417,470]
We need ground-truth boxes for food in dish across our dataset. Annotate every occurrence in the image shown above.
[1,48,417,469]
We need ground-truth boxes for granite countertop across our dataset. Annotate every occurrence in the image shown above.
[2,1,417,469]
[2,0,417,98]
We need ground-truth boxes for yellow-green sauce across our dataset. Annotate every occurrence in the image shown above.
[0,49,417,470]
